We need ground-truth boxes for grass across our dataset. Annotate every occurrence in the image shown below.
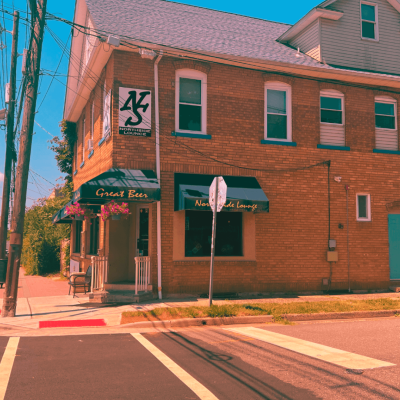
[120,298,400,324]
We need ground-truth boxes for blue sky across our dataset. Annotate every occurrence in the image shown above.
[0,0,322,208]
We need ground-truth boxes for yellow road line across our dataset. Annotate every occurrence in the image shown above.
[0,337,19,400]
[131,333,219,400]
[225,327,394,370]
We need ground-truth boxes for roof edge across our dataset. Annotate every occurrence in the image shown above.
[278,7,343,43]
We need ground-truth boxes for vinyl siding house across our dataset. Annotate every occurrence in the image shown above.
[54,0,400,301]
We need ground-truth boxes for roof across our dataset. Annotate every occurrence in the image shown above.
[85,0,330,69]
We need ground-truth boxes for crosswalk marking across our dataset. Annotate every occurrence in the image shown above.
[131,333,219,400]
[225,327,395,370]
[0,337,19,400]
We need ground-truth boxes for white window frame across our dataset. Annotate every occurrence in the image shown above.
[103,82,111,138]
[82,117,85,162]
[375,96,397,131]
[360,1,379,42]
[320,89,345,126]
[264,81,292,142]
[91,102,95,140]
[356,193,371,221]
[175,69,207,135]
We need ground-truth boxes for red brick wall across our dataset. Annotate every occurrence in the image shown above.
[72,50,400,294]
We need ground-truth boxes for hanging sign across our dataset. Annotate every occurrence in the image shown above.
[119,87,151,136]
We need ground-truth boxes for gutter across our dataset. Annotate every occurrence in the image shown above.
[154,50,163,300]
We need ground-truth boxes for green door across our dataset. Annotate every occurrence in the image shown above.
[389,215,400,280]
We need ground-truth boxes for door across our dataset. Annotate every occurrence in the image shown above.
[136,206,149,256]
[389,214,400,279]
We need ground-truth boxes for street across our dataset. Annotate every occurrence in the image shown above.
[2,318,400,399]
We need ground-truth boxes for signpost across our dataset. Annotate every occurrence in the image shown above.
[208,176,227,307]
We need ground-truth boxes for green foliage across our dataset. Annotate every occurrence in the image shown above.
[22,191,71,275]
[49,120,77,183]
[62,242,70,276]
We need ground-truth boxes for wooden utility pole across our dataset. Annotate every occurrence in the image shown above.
[2,0,47,317]
[0,11,19,260]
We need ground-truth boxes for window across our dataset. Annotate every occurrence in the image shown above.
[185,211,242,257]
[375,99,396,130]
[91,102,95,141]
[75,142,78,171]
[88,217,99,255]
[176,70,207,134]
[82,117,85,162]
[321,94,343,125]
[103,83,111,138]
[265,82,292,141]
[357,194,371,221]
[361,2,378,40]
[74,220,83,253]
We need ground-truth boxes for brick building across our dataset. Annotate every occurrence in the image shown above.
[54,0,400,298]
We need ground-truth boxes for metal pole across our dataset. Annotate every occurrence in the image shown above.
[346,185,350,293]
[2,0,47,317]
[208,178,218,307]
[0,11,19,260]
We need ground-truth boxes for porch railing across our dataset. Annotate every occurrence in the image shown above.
[134,256,150,294]
[91,256,108,292]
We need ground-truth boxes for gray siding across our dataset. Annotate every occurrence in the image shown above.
[322,0,400,74]
[290,19,321,61]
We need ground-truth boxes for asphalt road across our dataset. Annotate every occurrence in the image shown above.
[3,318,400,399]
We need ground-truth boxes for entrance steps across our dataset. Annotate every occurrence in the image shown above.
[104,283,153,291]
[89,290,154,304]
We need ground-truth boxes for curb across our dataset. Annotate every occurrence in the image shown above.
[119,315,274,328]
[282,309,400,321]
[119,309,400,328]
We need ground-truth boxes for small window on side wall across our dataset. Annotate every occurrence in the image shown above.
[265,82,292,141]
[361,2,378,40]
[357,194,371,221]
[176,70,207,134]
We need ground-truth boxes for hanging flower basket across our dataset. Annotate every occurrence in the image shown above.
[101,201,130,221]
[65,202,95,221]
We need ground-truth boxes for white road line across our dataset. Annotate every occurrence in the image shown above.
[225,327,395,370]
[131,333,219,400]
[0,337,20,400]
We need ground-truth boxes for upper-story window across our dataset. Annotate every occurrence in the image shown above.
[361,2,378,40]
[103,83,111,138]
[82,117,85,163]
[375,96,398,151]
[264,82,292,141]
[175,69,207,134]
[91,102,95,141]
[320,90,345,147]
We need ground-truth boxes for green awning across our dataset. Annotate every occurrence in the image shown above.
[52,169,160,224]
[73,168,160,204]
[174,173,269,213]
[52,200,73,224]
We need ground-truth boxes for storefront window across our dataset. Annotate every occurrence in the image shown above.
[88,217,99,255]
[74,220,82,253]
[185,211,242,257]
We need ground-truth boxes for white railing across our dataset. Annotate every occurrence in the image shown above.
[91,256,108,292]
[135,256,150,294]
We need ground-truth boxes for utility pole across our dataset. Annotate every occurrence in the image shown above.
[0,11,19,261]
[2,0,47,317]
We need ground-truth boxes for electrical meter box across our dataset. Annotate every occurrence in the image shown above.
[327,251,338,262]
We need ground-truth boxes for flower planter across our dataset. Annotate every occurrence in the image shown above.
[111,215,121,220]
[75,215,84,220]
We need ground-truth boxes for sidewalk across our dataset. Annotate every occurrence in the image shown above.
[0,270,400,335]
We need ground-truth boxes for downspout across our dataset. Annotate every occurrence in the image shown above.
[154,51,163,299]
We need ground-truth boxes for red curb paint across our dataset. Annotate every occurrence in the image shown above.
[39,319,106,328]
